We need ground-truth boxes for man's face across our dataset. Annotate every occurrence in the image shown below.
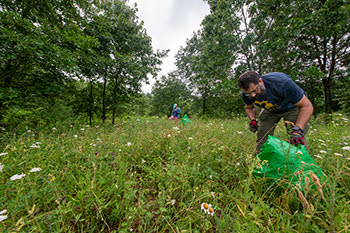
[243,80,266,100]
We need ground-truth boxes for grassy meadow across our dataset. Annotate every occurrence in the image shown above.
[0,113,349,232]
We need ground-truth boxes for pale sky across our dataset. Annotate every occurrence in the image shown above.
[130,0,210,93]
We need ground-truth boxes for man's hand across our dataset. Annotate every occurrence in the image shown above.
[290,126,305,146]
[249,120,258,133]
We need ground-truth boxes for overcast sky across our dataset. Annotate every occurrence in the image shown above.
[130,0,210,93]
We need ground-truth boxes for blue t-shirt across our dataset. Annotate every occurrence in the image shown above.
[241,72,306,113]
[172,107,181,118]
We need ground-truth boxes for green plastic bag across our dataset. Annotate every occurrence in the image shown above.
[253,135,327,190]
[181,114,191,125]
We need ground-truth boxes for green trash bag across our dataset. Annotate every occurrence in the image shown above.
[181,114,191,125]
[253,135,327,191]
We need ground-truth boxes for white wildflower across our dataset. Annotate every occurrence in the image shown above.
[97,138,101,141]
[141,159,146,164]
[74,135,78,138]
[314,155,322,159]
[52,127,57,131]
[237,131,243,134]
[10,173,26,181]
[27,130,32,133]
[0,163,3,172]
[171,199,176,206]
[168,134,171,137]
[173,127,179,130]
[237,162,240,166]
[127,142,132,146]
[81,128,85,131]
[0,127,5,131]
[0,215,7,222]
[29,168,42,173]
[30,144,40,148]
[201,203,210,213]
[189,137,193,140]
[0,152,8,156]
[0,209,6,215]
[334,153,343,157]
[342,146,350,151]
[86,125,89,128]
[320,150,327,154]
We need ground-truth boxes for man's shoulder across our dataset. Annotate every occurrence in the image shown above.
[262,72,291,81]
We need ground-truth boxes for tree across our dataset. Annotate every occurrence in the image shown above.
[151,72,192,116]
[248,0,350,114]
[0,0,98,124]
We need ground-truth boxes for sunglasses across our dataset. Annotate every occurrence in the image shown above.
[244,85,259,97]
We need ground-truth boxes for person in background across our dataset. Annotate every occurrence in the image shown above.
[169,104,181,124]
[238,71,314,154]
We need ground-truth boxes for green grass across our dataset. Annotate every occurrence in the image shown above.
[0,113,349,232]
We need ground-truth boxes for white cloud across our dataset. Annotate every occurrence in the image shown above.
[131,0,210,93]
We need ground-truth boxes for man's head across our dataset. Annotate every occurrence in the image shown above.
[238,71,266,100]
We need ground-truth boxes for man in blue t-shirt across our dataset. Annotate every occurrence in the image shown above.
[238,71,314,153]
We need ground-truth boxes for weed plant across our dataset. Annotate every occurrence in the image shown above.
[0,113,349,232]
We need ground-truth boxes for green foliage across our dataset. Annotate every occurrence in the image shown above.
[0,115,349,231]
[151,73,193,117]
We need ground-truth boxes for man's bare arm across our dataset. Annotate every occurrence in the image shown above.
[245,104,256,121]
[294,95,314,130]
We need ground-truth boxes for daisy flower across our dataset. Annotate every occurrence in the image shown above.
[30,144,40,148]
[10,174,26,181]
[29,168,42,173]
[0,215,7,222]
[208,206,215,216]
[211,192,215,198]
[201,203,211,214]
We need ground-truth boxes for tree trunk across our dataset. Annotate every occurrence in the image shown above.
[112,74,119,125]
[202,86,207,115]
[89,81,93,126]
[102,68,107,124]
[322,77,332,114]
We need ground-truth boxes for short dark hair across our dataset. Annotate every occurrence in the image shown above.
[238,71,260,90]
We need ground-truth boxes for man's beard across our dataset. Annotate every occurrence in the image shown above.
[255,84,266,101]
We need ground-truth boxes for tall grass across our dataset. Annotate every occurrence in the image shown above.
[0,113,349,232]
